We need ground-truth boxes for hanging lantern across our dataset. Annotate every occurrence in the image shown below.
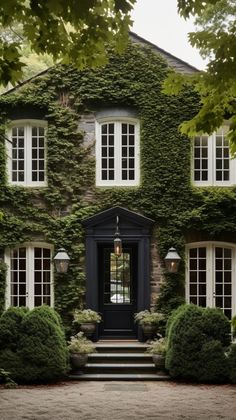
[114,235,122,257]
[164,247,181,273]
[54,248,70,273]
[114,216,122,257]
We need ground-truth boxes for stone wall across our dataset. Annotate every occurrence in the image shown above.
[79,112,165,309]
[150,238,165,308]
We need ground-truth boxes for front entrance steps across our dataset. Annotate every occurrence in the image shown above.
[69,339,170,381]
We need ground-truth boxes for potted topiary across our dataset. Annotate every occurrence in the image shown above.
[134,310,164,339]
[73,309,102,336]
[147,336,167,371]
[68,332,96,369]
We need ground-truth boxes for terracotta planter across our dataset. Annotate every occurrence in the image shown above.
[79,322,96,336]
[70,353,88,369]
[152,354,166,370]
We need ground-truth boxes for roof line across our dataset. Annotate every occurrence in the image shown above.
[2,32,199,96]
[129,31,200,72]
[2,67,53,95]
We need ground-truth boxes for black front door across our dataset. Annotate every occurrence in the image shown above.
[98,244,137,337]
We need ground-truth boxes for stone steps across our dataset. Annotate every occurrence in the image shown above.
[83,363,156,374]
[88,353,152,363]
[69,373,169,381]
[69,339,170,381]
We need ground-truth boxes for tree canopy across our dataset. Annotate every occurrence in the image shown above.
[0,0,135,86]
[163,0,236,150]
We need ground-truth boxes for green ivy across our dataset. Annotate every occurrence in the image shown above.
[0,42,236,327]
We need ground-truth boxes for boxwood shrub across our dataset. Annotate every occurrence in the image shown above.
[166,304,230,383]
[228,344,236,384]
[0,305,69,383]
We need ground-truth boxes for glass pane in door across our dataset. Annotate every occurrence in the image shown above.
[104,250,131,304]
[215,247,232,319]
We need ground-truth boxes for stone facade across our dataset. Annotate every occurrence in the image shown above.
[150,238,165,307]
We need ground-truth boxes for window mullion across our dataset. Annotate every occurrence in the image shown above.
[96,122,101,184]
[232,247,236,317]
[135,123,139,185]
[209,134,214,185]
[207,245,214,308]
[185,248,190,304]
[27,246,34,309]
[26,125,32,185]
[116,122,121,182]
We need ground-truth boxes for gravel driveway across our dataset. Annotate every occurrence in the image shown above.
[1,380,236,420]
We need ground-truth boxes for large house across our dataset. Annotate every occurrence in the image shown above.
[0,33,235,340]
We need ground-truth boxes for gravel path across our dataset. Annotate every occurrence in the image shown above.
[1,380,236,420]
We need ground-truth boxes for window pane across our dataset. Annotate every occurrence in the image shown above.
[102,124,107,134]
[215,131,229,183]
[188,247,207,307]
[199,297,206,307]
[190,259,197,270]
[193,136,208,182]
[199,284,206,295]
[104,250,131,304]
[190,248,197,258]
[43,296,51,305]
[31,126,45,183]
[224,284,231,295]
[19,297,26,306]
[190,284,197,295]
[189,271,197,282]
[35,284,42,295]
[216,284,223,295]
[11,127,25,182]
[215,247,232,318]
[34,297,42,306]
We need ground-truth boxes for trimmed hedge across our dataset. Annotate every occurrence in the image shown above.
[166,304,230,383]
[0,306,69,383]
[228,344,236,384]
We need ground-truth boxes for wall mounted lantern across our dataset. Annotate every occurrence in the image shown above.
[164,247,181,273]
[114,216,122,257]
[54,248,70,273]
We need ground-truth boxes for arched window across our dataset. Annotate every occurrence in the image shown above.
[5,243,53,309]
[96,116,140,186]
[192,126,236,186]
[7,120,47,186]
[186,242,236,319]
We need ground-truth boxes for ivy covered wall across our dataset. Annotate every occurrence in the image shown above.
[0,42,236,327]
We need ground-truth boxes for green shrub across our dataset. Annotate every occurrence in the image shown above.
[0,367,17,388]
[0,306,28,351]
[231,315,236,338]
[0,305,69,383]
[166,304,230,382]
[228,344,236,383]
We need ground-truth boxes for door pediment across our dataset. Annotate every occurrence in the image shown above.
[82,206,154,237]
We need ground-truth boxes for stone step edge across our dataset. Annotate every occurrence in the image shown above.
[96,343,148,347]
[89,353,151,358]
[69,373,170,381]
[85,363,156,368]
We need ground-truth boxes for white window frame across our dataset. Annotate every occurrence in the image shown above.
[95,117,140,187]
[5,242,54,309]
[6,120,47,187]
[186,241,236,318]
[192,126,236,187]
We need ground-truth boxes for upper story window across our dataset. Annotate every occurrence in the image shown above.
[186,242,236,319]
[193,126,236,186]
[5,243,53,309]
[7,120,47,186]
[96,118,140,187]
